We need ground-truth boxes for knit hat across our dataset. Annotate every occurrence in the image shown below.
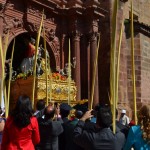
[60,103,72,111]
[121,109,126,114]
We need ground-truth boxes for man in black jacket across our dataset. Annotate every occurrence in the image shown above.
[59,103,72,150]
[116,109,129,139]
[73,104,126,150]
[36,105,63,150]
[64,110,84,150]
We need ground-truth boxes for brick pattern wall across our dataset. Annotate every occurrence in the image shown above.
[126,34,142,114]
[141,34,150,104]
[98,0,150,117]
[117,6,130,114]
[115,0,150,118]
[138,0,150,24]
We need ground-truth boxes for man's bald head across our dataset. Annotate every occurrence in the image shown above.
[44,105,55,119]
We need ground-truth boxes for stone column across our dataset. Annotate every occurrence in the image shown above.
[87,39,91,102]
[89,32,99,107]
[72,33,81,100]
[60,34,66,69]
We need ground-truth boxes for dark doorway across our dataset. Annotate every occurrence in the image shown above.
[6,32,56,74]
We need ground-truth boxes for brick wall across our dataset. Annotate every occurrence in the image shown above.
[117,6,131,116]
[113,0,150,118]
[118,1,150,119]
[141,34,150,104]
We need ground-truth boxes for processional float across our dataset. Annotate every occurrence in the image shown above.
[8,13,77,112]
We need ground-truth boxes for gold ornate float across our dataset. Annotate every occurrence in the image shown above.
[10,73,77,109]
[36,75,77,102]
[9,51,77,109]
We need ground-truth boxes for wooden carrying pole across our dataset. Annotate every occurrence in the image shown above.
[68,38,71,105]
[3,32,9,115]
[0,33,9,117]
[110,0,118,134]
[32,13,44,107]
[116,14,124,109]
[43,24,49,106]
[89,34,100,110]
[130,0,137,125]
[4,32,9,60]
[6,39,15,117]
[0,37,5,108]
[49,68,52,103]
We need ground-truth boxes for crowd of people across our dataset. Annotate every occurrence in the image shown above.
[0,95,150,150]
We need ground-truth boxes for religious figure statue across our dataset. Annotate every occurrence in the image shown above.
[20,38,35,74]
[48,29,55,40]
[25,38,36,58]
[36,44,50,76]
[59,57,76,78]
[20,39,50,76]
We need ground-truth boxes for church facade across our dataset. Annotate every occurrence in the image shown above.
[0,0,150,117]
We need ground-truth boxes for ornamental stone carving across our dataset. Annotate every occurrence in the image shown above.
[46,28,56,41]
[45,28,60,51]
[3,17,23,34]
[88,32,98,42]
[28,6,45,17]
[5,1,14,8]
[0,3,5,12]
[53,36,60,51]
[25,22,38,33]
[46,18,55,23]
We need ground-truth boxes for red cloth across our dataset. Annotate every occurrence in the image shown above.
[129,120,135,126]
[1,116,40,150]
[25,43,35,58]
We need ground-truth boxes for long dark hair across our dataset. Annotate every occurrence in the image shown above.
[11,95,33,128]
[138,105,150,142]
